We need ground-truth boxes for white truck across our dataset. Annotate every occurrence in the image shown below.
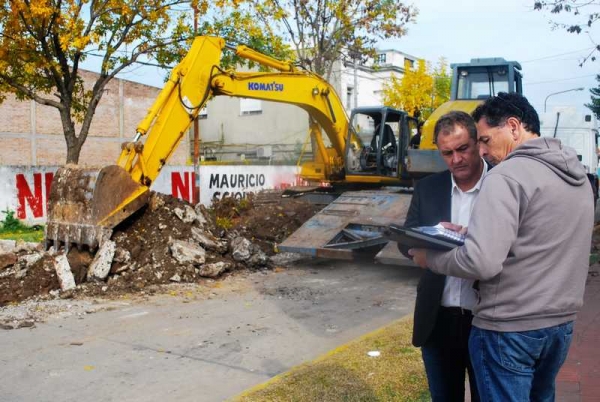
[539,107,599,199]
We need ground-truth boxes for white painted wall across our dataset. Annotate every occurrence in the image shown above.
[0,165,306,225]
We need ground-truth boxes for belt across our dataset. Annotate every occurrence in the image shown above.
[439,306,472,316]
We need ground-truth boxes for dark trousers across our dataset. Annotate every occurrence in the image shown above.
[421,307,480,402]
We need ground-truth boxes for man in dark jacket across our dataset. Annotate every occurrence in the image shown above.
[406,111,486,401]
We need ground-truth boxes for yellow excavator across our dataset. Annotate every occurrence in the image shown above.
[47,36,408,250]
[46,35,522,254]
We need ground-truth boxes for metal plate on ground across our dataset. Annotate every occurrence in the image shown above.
[279,190,412,259]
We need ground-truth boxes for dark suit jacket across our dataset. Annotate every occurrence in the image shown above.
[405,170,451,347]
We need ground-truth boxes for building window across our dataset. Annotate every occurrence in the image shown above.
[346,86,354,109]
[240,98,262,115]
[376,53,386,65]
[405,58,415,69]
[198,106,208,120]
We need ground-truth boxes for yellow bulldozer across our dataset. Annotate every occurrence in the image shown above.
[46,36,522,255]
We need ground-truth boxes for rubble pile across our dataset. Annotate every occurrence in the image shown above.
[0,191,321,306]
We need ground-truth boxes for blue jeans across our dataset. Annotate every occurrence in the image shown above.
[469,322,574,402]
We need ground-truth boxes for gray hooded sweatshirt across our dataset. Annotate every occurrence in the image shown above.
[428,137,594,332]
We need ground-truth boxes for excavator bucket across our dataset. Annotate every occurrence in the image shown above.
[46,165,150,251]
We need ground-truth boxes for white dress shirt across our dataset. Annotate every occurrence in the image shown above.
[440,160,488,310]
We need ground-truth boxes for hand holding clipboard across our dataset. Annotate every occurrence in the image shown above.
[386,223,465,251]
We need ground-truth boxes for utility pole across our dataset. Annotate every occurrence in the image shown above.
[193,6,200,205]
[353,56,358,109]
[544,87,584,112]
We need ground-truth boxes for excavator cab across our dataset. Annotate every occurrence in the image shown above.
[451,57,522,101]
[345,107,411,181]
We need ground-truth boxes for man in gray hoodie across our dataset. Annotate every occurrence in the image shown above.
[409,92,594,401]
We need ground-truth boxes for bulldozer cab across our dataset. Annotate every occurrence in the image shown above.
[416,57,523,155]
[451,57,522,100]
[344,107,411,180]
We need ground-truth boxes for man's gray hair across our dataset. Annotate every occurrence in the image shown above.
[433,111,478,144]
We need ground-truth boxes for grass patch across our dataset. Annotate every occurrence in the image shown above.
[232,318,428,402]
[0,209,44,243]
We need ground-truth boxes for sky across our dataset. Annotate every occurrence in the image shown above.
[111,0,599,115]
[381,0,599,114]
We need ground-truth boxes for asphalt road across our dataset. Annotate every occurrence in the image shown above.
[0,258,421,402]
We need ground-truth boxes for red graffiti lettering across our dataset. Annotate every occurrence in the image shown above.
[171,171,199,203]
[171,172,191,202]
[16,173,43,219]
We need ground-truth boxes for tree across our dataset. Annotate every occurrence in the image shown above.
[0,1,287,164]
[381,58,451,121]
[238,0,417,80]
[534,1,600,64]
[431,58,451,109]
[586,74,600,118]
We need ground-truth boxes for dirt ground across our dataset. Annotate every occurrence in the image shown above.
[0,191,322,306]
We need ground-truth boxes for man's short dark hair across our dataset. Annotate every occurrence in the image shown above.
[433,111,478,144]
[472,92,540,135]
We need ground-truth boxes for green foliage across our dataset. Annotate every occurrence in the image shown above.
[586,74,600,119]
[237,0,418,79]
[238,198,251,210]
[0,209,44,242]
[216,216,233,230]
[533,1,600,64]
[382,58,451,122]
[1,209,27,232]
[0,1,288,163]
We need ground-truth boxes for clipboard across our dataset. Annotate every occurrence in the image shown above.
[385,224,464,251]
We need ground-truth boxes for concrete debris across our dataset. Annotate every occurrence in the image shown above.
[191,226,226,253]
[199,261,231,278]
[1,191,322,306]
[0,239,16,253]
[169,240,206,265]
[248,249,269,267]
[15,268,28,279]
[194,204,209,227]
[54,254,76,291]
[17,253,44,269]
[231,237,252,262]
[15,239,40,253]
[148,192,166,211]
[113,264,131,274]
[173,205,197,224]
[269,252,306,266]
[113,248,131,264]
[16,320,35,329]
[88,240,116,281]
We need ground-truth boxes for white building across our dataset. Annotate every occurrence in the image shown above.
[196,49,417,163]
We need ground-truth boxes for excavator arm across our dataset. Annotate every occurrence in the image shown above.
[121,36,351,187]
[46,36,356,250]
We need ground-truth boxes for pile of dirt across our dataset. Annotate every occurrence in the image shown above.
[0,253,58,306]
[214,192,323,254]
[0,191,322,306]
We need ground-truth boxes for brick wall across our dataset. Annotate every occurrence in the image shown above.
[0,70,190,167]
